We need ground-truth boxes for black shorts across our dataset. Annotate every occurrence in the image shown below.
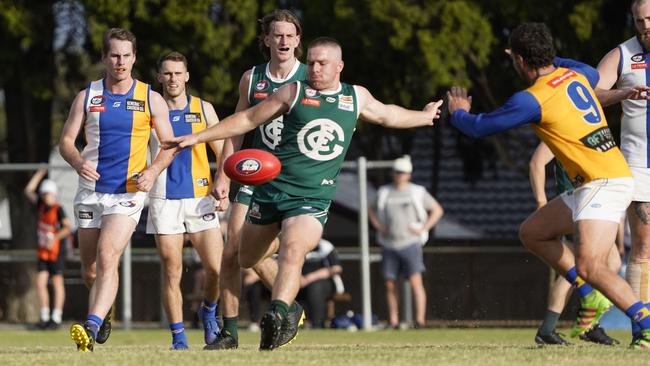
[37,254,65,275]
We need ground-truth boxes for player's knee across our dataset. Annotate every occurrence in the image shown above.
[279,244,304,267]
[518,222,535,249]
[82,268,96,285]
[575,259,600,282]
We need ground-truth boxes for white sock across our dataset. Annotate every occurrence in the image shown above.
[51,308,62,324]
[40,307,50,322]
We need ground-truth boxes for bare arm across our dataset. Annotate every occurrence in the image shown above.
[24,168,47,204]
[355,85,442,128]
[162,82,297,150]
[137,91,173,192]
[214,70,252,205]
[202,100,228,211]
[422,199,444,231]
[529,142,554,208]
[368,207,388,235]
[300,265,343,288]
[595,48,650,107]
[55,217,73,241]
[59,90,100,181]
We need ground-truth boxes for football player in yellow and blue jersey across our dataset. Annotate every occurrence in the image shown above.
[448,22,650,350]
[59,28,175,352]
[147,51,225,350]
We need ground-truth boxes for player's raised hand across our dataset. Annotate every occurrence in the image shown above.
[423,99,444,122]
[74,159,100,181]
[447,86,472,114]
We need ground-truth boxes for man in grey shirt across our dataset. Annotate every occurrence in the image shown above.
[369,156,444,329]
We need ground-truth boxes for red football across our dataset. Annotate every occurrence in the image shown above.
[224,149,281,186]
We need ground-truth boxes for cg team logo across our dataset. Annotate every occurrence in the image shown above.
[297,118,345,161]
[260,117,283,150]
[236,158,261,175]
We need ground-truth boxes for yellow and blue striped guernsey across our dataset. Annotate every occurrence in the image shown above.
[81,79,152,193]
[451,57,631,188]
[150,95,211,199]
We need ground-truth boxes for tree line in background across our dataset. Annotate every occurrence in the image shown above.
[0,0,635,321]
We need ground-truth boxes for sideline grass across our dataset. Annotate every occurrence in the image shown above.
[0,327,646,366]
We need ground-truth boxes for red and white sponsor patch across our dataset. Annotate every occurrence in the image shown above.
[546,70,576,88]
[254,92,268,99]
[301,98,321,107]
[632,63,648,70]
[89,106,106,112]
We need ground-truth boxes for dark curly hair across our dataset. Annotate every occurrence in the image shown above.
[508,23,556,69]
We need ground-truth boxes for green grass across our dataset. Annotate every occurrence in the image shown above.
[0,327,646,366]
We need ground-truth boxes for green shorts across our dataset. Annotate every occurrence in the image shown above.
[234,184,254,206]
[247,183,331,226]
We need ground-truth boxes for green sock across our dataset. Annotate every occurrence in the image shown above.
[270,300,289,318]
[289,301,299,312]
[223,316,239,340]
[539,310,561,336]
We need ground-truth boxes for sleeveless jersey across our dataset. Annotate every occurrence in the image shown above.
[528,67,631,186]
[616,36,650,168]
[268,81,358,200]
[37,202,64,262]
[246,61,307,151]
[150,96,212,199]
[82,79,152,193]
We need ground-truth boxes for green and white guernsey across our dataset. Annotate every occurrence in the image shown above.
[247,61,307,151]
[269,80,359,200]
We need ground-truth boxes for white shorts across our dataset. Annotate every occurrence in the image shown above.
[560,177,633,223]
[73,188,147,229]
[146,196,219,235]
[630,167,650,202]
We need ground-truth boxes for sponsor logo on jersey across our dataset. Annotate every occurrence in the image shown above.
[236,158,261,175]
[254,92,269,99]
[338,94,354,111]
[89,95,106,112]
[172,115,181,122]
[326,96,336,103]
[546,70,576,88]
[632,53,646,62]
[78,211,93,220]
[202,213,216,221]
[130,172,141,181]
[273,87,279,93]
[632,63,648,70]
[297,118,345,161]
[184,113,201,123]
[119,200,136,208]
[249,202,261,219]
[321,178,335,186]
[126,99,145,112]
[301,98,321,107]
[305,87,320,98]
[255,80,270,91]
[196,178,209,187]
[579,126,617,152]
[113,101,121,108]
[260,117,283,150]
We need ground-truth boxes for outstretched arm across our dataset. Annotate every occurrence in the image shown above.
[24,168,47,204]
[162,82,297,150]
[355,85,442,128]
[595,48,650,107]
[447,87,541,138]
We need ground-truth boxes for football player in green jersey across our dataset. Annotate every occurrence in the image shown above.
[164,37,443,350]
[207,9,307,350]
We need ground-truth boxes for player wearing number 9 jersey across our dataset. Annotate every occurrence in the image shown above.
[449,23,650,350]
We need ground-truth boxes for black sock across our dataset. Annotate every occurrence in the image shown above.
[539,310,561,335]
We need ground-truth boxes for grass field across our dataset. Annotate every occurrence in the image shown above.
[0,327,647,366]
